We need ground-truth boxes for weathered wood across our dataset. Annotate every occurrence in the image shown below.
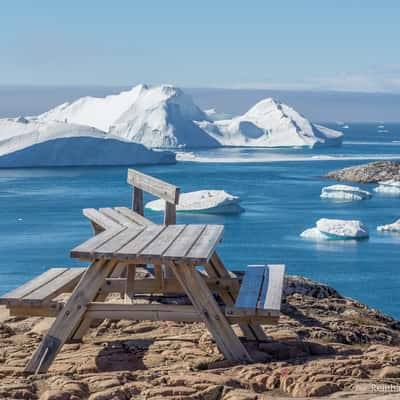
[206,256,268,341]
[162,225,205,262]
[262,264,285,315]
[140,225,186,262]
[24,259,118,374]
[127,168,180,204]
[133,187,144,215]
[83,208,120,230]
[9,303,63,318]
[186,225,224,263]
[0,268,68,305]
[164,202,176,225]
[93,225,145,257]
[235,265,265,310]
[99,208,137,226]
[117,225,166,259]
[124,265,136,303]
[115,207,153,226]
[21,268,86,305]
[70,225,126,259]
[169,263,252,363]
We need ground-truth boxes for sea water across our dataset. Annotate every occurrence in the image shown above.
[0,123,399,318]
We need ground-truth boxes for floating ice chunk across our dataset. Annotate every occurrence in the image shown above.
[374,180,400,195]
[377,219,400,232]
[301,218,369,240]
[320,184,372,201]
[300,227,330,240]
[146,190,244,214]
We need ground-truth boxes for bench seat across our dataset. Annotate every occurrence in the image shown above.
[0,268,85,308]
[225,264,285,323]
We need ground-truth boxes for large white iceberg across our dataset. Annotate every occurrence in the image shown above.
[301,218,369,240]
[39,84,219,149]
[0,117,175,167]
[38,85,342,149]
[196,98,343,148]
[377,219,400,232]
[320,184,372,201]
[146,190,244,214]
[374,180,400,195]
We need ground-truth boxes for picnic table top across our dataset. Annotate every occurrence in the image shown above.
[70,224,224,266]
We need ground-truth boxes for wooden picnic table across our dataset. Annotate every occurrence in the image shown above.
[25,223,254,373]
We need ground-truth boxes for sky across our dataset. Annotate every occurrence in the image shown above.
[1,0,400,92]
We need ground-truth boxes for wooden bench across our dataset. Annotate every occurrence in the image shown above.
[225,264,285,323]
[0,268,86,317]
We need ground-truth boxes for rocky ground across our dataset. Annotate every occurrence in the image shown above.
[324,161,400,183]
[1,275,400,399]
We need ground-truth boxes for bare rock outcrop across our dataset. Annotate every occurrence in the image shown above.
[0,275,399,399]
[324,161,400,183]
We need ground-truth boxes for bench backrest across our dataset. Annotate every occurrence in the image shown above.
[127,168,180,225]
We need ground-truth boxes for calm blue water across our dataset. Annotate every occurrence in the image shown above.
[0,122,399,318]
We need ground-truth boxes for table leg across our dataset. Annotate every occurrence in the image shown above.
[124,265,136,303]
[207,253,268,342]
[24,259,117,374]
[169,262,252,363]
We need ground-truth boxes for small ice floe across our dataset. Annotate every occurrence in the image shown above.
[374,180,400,195]
[377,219,400,233]
[17,217,23,221]
[301,218,369,240]
[146,190,244,214]
[320,184,372,201]
[342,125,350,129]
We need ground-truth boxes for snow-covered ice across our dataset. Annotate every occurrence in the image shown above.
[0,117,175,167]
[146,190,244,214]
[374,180,400,195]
[377,219,400,232]
[37,85,342,150]
[197,98,343,148]
[301,218,369,240]
[320,184,372,201]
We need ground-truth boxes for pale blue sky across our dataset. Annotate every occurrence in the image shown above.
[1,1,400,91]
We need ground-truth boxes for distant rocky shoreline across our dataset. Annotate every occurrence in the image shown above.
[1,274,399,399]
[324,161,400,183]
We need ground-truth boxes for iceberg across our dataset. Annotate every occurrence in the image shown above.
[320,184,372,201]
[301,218,369,240]
[39,84,219,149]
[146,190,244,214]
[377,219,400,233]
[38,85,342,150]
[196,98,343,148]
[374,180,400,195]
[0,117,175,167]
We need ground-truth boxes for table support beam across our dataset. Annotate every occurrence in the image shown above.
[24,259,117,374]
[169,262,252,363]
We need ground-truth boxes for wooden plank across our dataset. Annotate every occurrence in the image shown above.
[83,208,120,230]
[162,225,206,263]
[164,202,176,225]
[24,259,118,374]
[117,225,166,260]
[8,302,64,318]
[93,225,145,257]
[133,187,144,215]
[127,168,180,204]
[70,225,126,259]
[124,265,136,303]
[140,225,186,261]
[262,264,285,315]
[170,262,252,363]
[0,268,68,305]
[115,207,154,226]
[186,225,224,263]
[22,268,86,305]
[99,208,135,226]
[235,265,265,310]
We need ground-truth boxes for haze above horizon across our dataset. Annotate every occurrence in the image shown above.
[1,1,400,93]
